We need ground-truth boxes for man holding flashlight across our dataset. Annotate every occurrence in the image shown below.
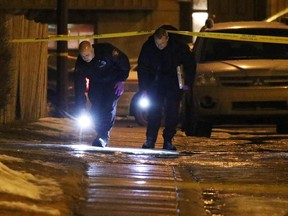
[137,26,196,150]
[74,41,130,147]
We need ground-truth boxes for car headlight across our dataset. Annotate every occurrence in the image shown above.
[195,72,218,86]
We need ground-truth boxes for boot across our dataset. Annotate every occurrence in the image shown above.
[92,136,109,147]
[99,137,109,147]
[142,139,155,149]
[92,138,102,147]
[93,131,110,147]
[163,140,177,151]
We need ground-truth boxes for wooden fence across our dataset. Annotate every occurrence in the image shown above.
[0,15,48,123]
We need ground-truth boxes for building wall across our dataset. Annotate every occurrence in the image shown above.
[207,0,287,23]
[99,0,287,58]
[96,0,180,59]
[208,0,268,22]
[267,0,288,16]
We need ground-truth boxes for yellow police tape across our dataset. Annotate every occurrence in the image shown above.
[264,8,288,22]
[9,31,154,43]
[168,30,288,44]
[9,29,288,44]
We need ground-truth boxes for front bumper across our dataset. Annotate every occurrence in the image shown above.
[193,86,288,123]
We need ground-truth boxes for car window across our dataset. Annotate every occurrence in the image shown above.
[199,28,288,62]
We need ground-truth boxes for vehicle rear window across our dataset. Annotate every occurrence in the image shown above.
[199,29,288,62]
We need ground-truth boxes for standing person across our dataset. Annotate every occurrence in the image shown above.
[74,41,130,147]
[200,18,214,32]
[137,27,196,151]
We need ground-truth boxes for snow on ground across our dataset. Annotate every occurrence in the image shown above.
[0,118,89,215]
[0,201,61,216]
[0,117,95,144]
[0,161,62,199]
[0,154,63,215]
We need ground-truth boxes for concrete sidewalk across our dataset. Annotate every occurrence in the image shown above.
[70,146,206,216]
[1,118,288,215]
[71,119,207,215]
[0,117,207,215]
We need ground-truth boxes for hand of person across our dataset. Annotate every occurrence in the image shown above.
[114,81,125,96]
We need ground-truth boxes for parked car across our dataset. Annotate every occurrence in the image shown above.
[47,54,148,125]
[182,21,288,137]
[116,62,148,125]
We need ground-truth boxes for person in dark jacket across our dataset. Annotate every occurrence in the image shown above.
[137,26,196,151]
[74,41,130,147]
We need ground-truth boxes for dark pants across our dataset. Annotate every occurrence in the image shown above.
[146,81,182,143]
[88,82,119,139]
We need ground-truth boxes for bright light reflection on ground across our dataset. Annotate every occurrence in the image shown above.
[133,175,147,180]
[134,165,150,173]
[135,180,146,185]
[69,145,180,155]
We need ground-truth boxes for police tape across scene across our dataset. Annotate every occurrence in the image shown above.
[168,30,288,44]
[10,30,288,44]
[9,31,154,43]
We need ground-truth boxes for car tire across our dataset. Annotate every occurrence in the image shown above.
[130,92,148,126]
[195,121,212,137]
[182,91,212,138]
[134,107,148,126]
[276,122,288,134]
[184,120,212,138]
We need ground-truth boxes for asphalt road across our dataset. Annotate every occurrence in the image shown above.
[0,117,287,215]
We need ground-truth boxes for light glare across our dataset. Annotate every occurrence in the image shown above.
[77,113,92,129]
[139,97,150,109]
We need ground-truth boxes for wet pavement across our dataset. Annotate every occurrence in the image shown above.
[64,145,205,216]
[0,118,287,215]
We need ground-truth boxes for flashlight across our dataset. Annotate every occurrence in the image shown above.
[138,96,150,109]
[77,113,92,129]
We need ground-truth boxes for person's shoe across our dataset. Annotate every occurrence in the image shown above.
[99,137,109,147]
[142,140,155,149]
[92,138,103,147]
[163,141,177,151]
[92,137,109,147]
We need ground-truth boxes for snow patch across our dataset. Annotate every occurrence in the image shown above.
[0,154,24,162]
[0,162,63,200]
[0,201,60,216]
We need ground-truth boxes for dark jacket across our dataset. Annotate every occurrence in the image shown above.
[137,34,195,91]
[74,43,130,109]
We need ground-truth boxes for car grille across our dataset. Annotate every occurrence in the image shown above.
[219,76,288,87]
[232,101,288,111]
